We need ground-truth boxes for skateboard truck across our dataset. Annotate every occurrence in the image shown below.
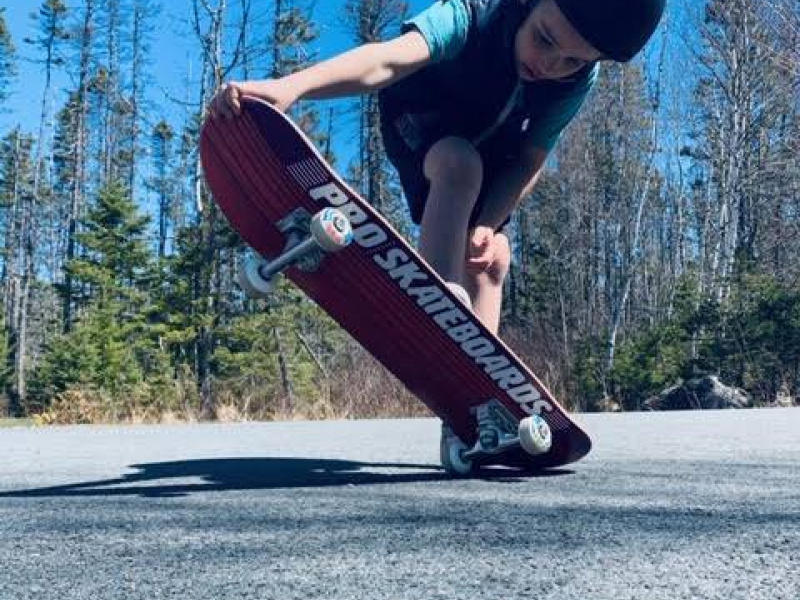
[239,207,354,298]
[440,400,553,476]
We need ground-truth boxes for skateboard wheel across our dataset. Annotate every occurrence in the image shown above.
[238,254,274,298]
[440,430,473,476]
[518,415,552,456]
[310,208,354,253]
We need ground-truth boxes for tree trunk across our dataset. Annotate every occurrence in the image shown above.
[275,328,294,414]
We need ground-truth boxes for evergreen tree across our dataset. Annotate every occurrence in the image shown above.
[213,280,346,418]
[0,7,16,107]
[30,181,169,415]
[66,181,152,302]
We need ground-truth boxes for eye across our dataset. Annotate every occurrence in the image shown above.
[536,31,553,47]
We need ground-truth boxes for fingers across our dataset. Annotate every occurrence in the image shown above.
[210,82,242,120]
[468,228,491,255]
[471,235,490,256]
[468,227,493,257]
[466,244,494,272]
[227,82,242,116]
[466,227,497,273]
[467,254,493,272]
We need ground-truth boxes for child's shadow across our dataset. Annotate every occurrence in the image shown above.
[0,457,572,498]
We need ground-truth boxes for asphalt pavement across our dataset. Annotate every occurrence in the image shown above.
[0,408,798,600]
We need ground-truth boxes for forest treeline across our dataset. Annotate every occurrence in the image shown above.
[0,0,798,423]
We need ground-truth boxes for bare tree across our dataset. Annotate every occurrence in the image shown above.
[62,0,97,332]
[341,0,408,223]
[126,0,158,194]
[190,0,253,417]
[0,131,35,415]
[6,0,69,409]
[151,120,174,259]
[690,0,798,297]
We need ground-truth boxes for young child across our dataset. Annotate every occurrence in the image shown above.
[209,0,666,335]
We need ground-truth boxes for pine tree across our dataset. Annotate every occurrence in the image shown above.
[0,7,16,107]
[66,180,152,305]
[30,181,169,416]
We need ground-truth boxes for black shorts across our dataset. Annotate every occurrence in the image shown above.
[380,112,512,231]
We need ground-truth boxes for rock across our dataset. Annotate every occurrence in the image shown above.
[597,396,622,413]
[774,387,795,408]
[644,375,752,410]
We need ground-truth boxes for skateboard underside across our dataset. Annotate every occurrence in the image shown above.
[200,98,591,470]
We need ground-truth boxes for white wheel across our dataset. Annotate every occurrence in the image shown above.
[238,254,274,299]
[310,208,353,253]
[518,415,552,456]
[440,428,473,476]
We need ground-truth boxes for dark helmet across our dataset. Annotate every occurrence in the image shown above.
[554,0,666,62]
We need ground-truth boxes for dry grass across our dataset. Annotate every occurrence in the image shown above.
[0,418,34,428]
[31,343,431,425]
[502,324,582,411]
[325,346,430,420]
[29,327,589,425]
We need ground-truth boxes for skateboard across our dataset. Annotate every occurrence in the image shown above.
[200,97,591,475]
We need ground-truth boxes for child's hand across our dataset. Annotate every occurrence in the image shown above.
[208,79,298,119]
[466,226,498,273]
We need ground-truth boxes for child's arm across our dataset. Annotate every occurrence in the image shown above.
[289,32,432,99]
[211,31,431,118]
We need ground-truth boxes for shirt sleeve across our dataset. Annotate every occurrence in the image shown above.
[401,0,471,63]
[525,65,599,151]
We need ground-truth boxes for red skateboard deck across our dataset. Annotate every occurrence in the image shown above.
[200,97,591,470]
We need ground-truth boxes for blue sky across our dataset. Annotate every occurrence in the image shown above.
[1,0,694,165]
[0,0,431,136]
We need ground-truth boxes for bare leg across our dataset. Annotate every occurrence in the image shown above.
[419,137,483,284]
[464,232,511,335]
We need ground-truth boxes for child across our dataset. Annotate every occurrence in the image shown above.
[209,0,666,335]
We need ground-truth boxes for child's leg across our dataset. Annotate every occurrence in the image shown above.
[464,232,511,335]
[419,137,483,283]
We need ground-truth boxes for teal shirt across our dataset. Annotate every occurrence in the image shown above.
[407,0,471,62]
[403,0,596,151]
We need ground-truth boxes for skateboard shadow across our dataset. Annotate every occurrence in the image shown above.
[0,457,574,499]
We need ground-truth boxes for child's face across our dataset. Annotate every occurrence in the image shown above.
[515,0,602,82]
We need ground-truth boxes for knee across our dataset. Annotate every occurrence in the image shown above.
[423,137,483,192]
